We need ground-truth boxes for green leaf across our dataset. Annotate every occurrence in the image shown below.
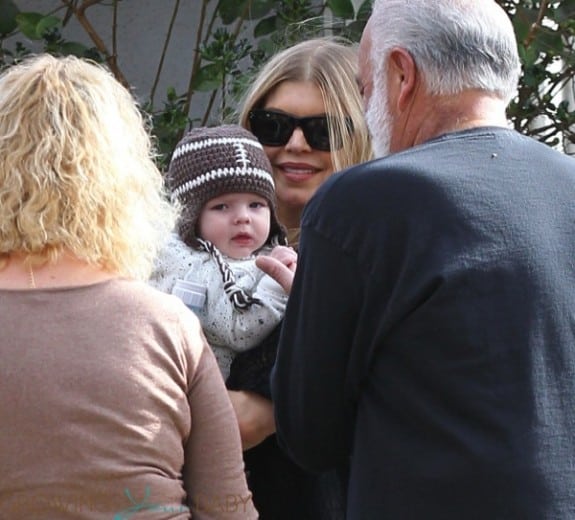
[254,15,276,38]
[554,0,575,24]
[257,37,277,56]
[518,43,539,69]
[327,0,354,19]
[513,6,537,44]
[58,41,91,57]
[191,63,223,92]
[15,12,44,39]
[15,12,60,40]
[218,0,246,25]
[341,19,367,41]
[356,0,371,21]
[166,86,178,101]
[535,30,564,54]
[0,0,19,36]
[246,0,275,20]
[35,15,60,38]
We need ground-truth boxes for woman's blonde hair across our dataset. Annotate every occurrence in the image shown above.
[238,37,372,172]
[0,54,177,279]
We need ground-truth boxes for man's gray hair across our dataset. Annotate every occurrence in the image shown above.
[369,0,521,104]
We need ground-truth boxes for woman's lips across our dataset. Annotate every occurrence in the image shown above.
[276,162,319,183]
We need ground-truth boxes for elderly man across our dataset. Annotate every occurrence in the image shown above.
[268,0,575,518]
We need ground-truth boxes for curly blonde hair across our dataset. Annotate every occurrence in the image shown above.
[238,37,373,172]
[0,54,177,279]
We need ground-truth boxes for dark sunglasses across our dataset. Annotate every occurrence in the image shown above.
[248,109,352,151]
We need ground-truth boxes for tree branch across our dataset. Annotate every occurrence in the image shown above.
[523,0,549,48]
[60,0,129,87]
[150,0,181,106]
[183,0,211,120]
[112,0,118,66]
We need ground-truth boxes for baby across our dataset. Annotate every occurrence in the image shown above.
[150,124,295,378]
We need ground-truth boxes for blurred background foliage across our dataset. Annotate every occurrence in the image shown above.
[0,0,573,168]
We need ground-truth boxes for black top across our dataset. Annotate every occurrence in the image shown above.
[272,127,575,519]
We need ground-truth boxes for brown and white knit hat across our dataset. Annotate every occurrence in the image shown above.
[167,124,286,250]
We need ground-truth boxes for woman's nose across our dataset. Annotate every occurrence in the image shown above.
[284,126,312,152]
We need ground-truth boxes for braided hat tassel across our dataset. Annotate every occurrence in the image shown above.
[198,238,262,311]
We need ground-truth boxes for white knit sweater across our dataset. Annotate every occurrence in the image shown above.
[149,233,287,378]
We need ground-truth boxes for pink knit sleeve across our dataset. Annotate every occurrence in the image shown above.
[182,328,258,519]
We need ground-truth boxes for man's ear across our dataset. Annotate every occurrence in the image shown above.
[388,48,418,112]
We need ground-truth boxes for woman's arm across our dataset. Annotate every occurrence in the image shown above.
[228,390,275,450]
[182,327,258,518]
[224,246,297,449]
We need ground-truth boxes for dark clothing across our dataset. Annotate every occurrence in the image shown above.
[272,127,575,519]
[227,326,347,519]
[241,435,347,520]
[227,324,281,400]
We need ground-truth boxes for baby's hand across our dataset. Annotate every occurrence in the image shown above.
[268,245,297,270]
[256,246,297,294]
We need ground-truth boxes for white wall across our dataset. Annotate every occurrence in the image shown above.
[7,1,364,124]
[8,0,215,120]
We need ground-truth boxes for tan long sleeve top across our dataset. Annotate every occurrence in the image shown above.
[0,278,257,519]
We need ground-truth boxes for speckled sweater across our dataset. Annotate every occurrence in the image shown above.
[149,233,287,378]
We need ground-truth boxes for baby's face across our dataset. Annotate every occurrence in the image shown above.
[198,192,271,259]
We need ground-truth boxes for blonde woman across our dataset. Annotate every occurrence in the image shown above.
[0,54,256,519]
[228,36,373,519]
[239,36,372,247]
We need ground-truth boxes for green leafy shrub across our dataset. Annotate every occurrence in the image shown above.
[1,0,573,169]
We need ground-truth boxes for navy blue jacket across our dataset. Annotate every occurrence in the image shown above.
[272,127,575,519]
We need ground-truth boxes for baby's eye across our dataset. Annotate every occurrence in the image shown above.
[249,201,268,209]
[211,203,228,211]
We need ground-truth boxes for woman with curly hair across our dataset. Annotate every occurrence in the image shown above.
[0,54,256,519]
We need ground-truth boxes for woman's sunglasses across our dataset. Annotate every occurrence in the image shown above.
[248,109,352,152]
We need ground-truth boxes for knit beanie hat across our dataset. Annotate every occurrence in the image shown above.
[167,124,286,250]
